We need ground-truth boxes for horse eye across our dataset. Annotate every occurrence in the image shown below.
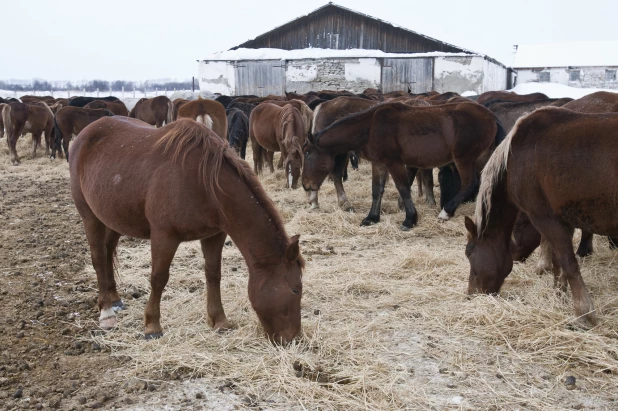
[291,288,299,295]
[304,152,310,159]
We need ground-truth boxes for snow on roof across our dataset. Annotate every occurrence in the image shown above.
[202,48,477,62]
[513,41,618,68]
[509,82,618,99]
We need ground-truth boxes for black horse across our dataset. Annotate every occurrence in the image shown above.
[226,108,249,159]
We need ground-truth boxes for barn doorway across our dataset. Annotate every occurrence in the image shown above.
[234,61,286,97]
[381,58,433,93]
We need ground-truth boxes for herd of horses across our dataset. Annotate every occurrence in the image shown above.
[2,86,617,343]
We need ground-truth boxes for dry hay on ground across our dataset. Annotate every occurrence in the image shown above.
[5,136,617,409]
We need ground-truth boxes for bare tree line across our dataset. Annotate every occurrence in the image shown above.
[0,79,197,92]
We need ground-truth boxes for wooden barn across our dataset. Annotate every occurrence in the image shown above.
[513,41,618,89]
[198,3,508,96]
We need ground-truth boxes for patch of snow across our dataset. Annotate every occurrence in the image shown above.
[449,395,464,405]
[509,83,618,99]
[203,47,478,62]
[513,41,618,68]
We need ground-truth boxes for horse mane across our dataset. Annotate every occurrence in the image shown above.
[474,111,524,237]
[154,120,294,252]
[279,105,303,156]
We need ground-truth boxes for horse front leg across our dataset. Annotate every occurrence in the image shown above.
[144,232,180,339]
[389,163,418,230]
[361,163,388,226]
[439,160,478,220]
[31,131,42,159]
[530,219,595,327]
[200,232,232,330]
[332,153,353,211]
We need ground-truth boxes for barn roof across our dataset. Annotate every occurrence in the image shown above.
[513,41,618,68]
[229,2,475,55]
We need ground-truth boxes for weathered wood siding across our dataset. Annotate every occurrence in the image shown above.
[234,61,286,97]
[381,58,433,93]
[233,5,464,54]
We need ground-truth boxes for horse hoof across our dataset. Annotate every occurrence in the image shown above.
[99,316,118,330]
[437,209,451,221]
[310,203,320,210]
[400,225,411,231]
[343,205,354,213]
[214,320,234,332]
[361,218,378,226]
[112,300,126,312]
[144,332,164,340]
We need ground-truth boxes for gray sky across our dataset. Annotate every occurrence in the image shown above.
[3,0,617,82]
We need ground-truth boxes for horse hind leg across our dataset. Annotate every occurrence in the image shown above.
[389,163,418,230]
[144,232,180,339]
[421,168,436,206]
[200,232,232,330]
[332,153,353,211]
[105,229,124,311]
[576,230,594,257]
[31,131,42,159]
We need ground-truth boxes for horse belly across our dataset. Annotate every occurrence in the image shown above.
[399,136,451,169]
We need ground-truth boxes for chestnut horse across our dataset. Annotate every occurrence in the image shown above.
[307,96,434,211]
[262,99,314,137]
[70,117,304,343]
[84,99,129,116]
[465,107,618,328]
[129,96,173,128]
[172,98,189,121]
[52,106,114,160]
[177,98,227,139]
[476,91,549,105]
[250,103,306,189]
[303,102,503,229]
[2,101,54,164]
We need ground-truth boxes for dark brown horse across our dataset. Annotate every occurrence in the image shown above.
[84,99,129,116]
[177,98,227,139]
[70,117,304,343]
[172,98,189,121]
[249,103,305,189]
[2,101,54,164]
[304,102,503,229]
[52,106,114,160]
[129,96,173,127]
[465,107,618,328]
[476,91,549,105]
[485,98,573,133]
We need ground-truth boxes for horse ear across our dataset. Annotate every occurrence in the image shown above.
[464,217,478,238]
[286,235,301,262]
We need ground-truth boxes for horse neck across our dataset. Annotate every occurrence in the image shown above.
[279,108,303,149]
[479,177,518,246]
[316,108,372,153]
[218,168,288,269]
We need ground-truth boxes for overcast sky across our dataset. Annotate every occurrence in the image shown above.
[3,0,617,82]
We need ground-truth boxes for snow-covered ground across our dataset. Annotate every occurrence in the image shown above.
[509,82,618,99]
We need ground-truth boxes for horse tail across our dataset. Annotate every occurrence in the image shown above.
[250,125,264,175]
[494,120,507,147]
[166,98,173,125]
[3,104,12,139]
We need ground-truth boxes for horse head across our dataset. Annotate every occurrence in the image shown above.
[284,144,303,189]
[248,235,304,344]
[301,142,334,193]
[464,216,513,295]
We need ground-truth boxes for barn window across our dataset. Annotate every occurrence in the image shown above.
[539,72,550,82]
[606,70,617,81]
[569,70,581,82]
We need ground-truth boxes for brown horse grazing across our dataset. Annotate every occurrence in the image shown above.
[476,91,549,105]
[250,103,306,189]
[2,102,54,164]
[261,99,313,137]
[84,99,129,116]
[172,98,189,121]
[129,95,173,127]
[177,99,227,139]
[465,107,618,328]
[52,106,114,160]
[70,117,304,342]
[304,102,502,229]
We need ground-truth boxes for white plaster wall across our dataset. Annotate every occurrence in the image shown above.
[286,63,318,82]
[516,67,618,89]
[434,56,485,94]
[482,59,508,92]
[198,61,235,95]
[515,68,569,86]
[344,58,381,86]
